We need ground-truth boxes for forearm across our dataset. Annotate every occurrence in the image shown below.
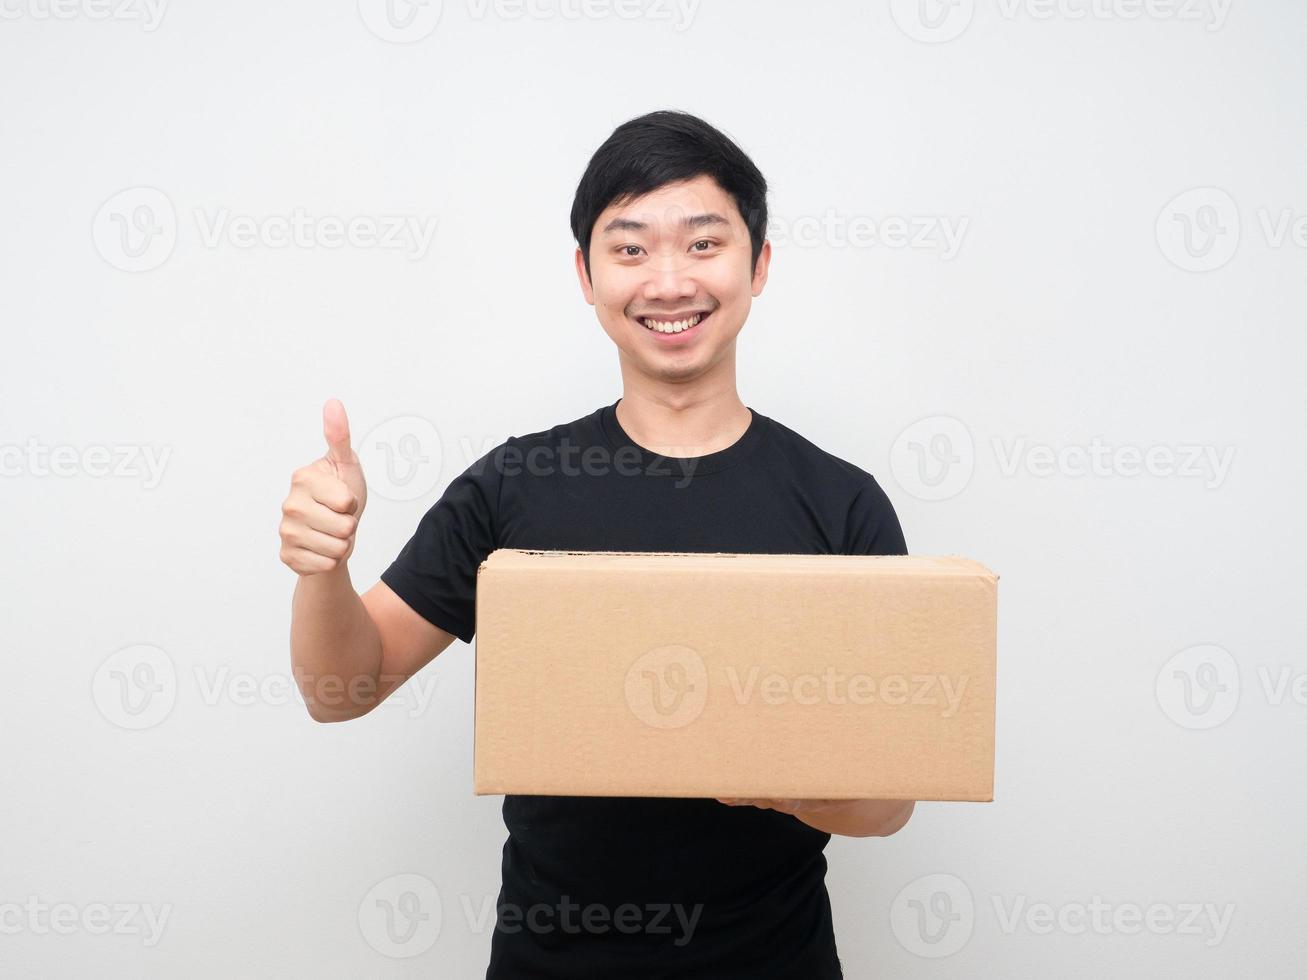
[290,565,383,721]
[720,796,916,838]
[791,798,916,838]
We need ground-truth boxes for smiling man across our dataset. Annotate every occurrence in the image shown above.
[281,109,912,979]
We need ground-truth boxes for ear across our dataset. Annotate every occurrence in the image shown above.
[575,247,595,306]
[751,239,772,297]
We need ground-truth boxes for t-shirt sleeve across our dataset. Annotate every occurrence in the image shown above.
[379,439,511,644]
[842,475,908,556]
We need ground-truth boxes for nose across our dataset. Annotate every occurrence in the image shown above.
[640,255,698,306]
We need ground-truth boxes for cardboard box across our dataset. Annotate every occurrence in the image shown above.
[473,550,998,802]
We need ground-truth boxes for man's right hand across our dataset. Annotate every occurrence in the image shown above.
[279,398,369,576]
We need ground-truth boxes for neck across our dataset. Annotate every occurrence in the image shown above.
[614,386,751,458]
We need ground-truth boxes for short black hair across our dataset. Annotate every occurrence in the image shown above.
[570,109,768,280]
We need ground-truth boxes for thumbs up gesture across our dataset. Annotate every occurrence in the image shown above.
[278,399,369,576]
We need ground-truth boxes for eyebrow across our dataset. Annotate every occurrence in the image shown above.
[600,212,731,235]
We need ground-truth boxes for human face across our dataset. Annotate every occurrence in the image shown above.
[576,174,770,384]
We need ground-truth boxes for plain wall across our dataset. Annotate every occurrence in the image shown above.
[2,0,1303,976]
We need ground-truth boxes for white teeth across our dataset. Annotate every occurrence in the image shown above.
[642,313,703,334]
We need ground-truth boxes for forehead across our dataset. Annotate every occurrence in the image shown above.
[595,175,741,236]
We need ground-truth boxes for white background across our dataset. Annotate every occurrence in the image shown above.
[2,0,1304,976]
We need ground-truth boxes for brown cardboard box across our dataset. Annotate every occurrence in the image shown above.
[473,550,998,802]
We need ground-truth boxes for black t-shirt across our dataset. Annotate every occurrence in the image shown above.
[381,398,908,980]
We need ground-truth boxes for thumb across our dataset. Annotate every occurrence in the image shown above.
[323,398,354,465]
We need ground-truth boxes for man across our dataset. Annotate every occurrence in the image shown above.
[279,109,913,978]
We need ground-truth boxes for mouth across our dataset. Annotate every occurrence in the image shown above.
[632,309,713,343]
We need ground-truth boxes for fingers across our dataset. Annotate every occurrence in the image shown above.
[715,798,806,813]
[280,470,360,577]
[282,479,358,536]
[298,501,358,539]
[289,526,354,561]
[279,516,355,574]
[296,462,358,515]
[279,544,347,577]
[307,476,359,516]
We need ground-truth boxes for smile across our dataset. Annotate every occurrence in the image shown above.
[637,310,710,335]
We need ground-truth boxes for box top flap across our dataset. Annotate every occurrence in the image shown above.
[478,548,998,581]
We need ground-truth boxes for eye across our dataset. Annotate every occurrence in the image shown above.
[621,245,644,257]
[691,239,715,252]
